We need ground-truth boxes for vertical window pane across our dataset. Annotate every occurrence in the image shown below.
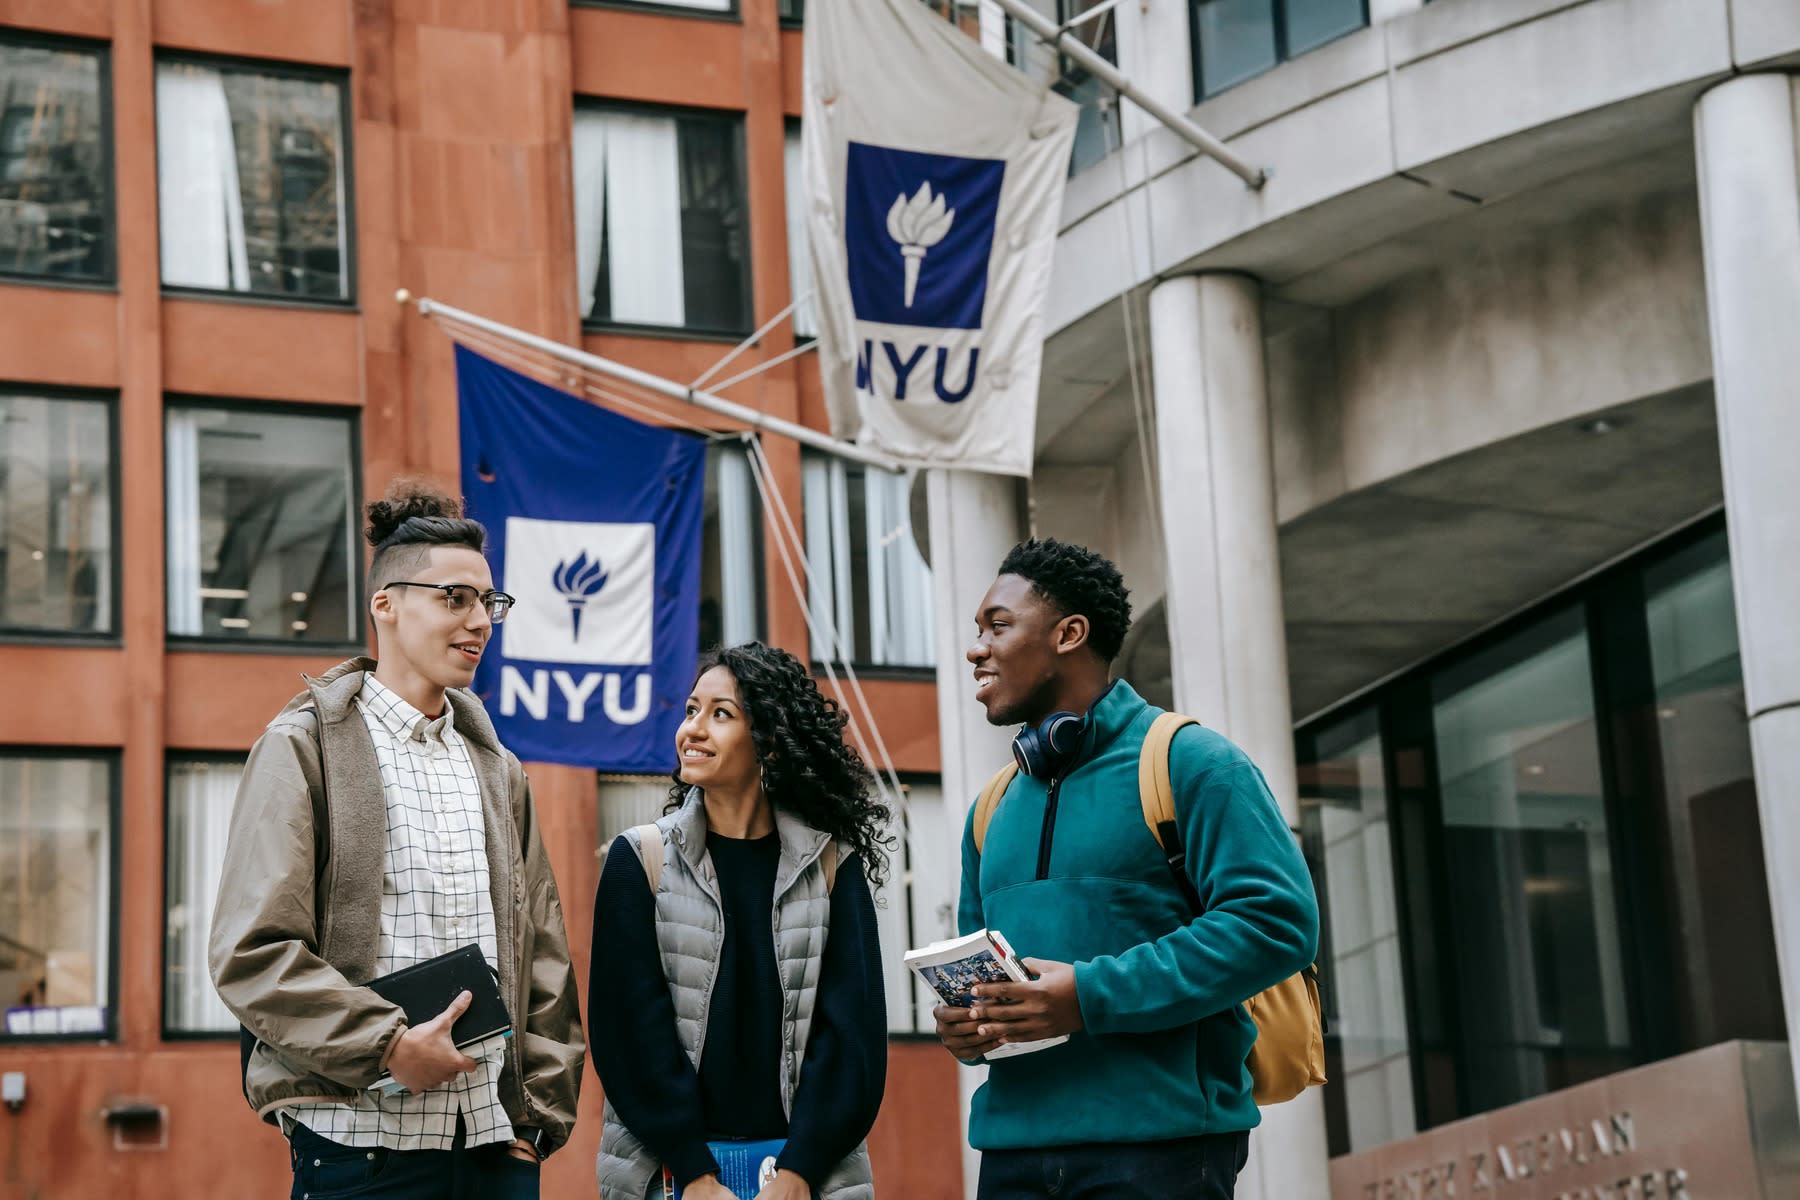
[0,39,109,280]
[1429,608,1633,1113]
[1283,0,1366,57]
[0,393,112,635]
[574,106,750,334]
[1298,708,1414,1155]
[1,753,111,1038]
[701,441,764,652]
[1193,0,1278,97]
[165,758,240,1034]
[802,453,934,668]
[597,774,677,863]
[165,405,357,643]
[1644,531,1784,1043]
[156,61,349,300]
[783,125,818,339]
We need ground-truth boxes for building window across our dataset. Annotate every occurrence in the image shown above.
[1,751,114,1039]
[1643,529,1784,1046]
[802,452,934,670]
[1427,606,1633,1114]
[155,59,351,302]
[782,125,818,341]
[1298,707,1415,1157]
[573,104,752,336]
[884,777,952,1034]
[1191,0,1366,99]
[779,0,804,22]
[0,35,111,282]
[164,403,359,644]
[0,390,114,637]
[702,441,765,652]
[165,757,241,1036]
[1008,0,1122,175]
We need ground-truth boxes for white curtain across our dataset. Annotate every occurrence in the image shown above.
[802,454,856,663]
[783,126,818,338]
[864,467,934,667]
[603,113,686,326]
[571,110,609,319]
[717,445,759,646]
[156,64,249,291]
[164,410,204,636]
[167,761,240,1033]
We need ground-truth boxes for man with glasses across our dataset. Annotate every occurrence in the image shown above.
[210,481,584,1200]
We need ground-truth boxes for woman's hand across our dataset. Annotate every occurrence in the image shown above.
[681,1175,737,1200]
[505,1137,541,1165]
[755,1168,813,1200]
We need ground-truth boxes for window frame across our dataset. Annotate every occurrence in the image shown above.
[1298,508,1734,1143]
[0,28,117,290]
[161,395,366,654]
[1189,0,1370,101]
[152,50,358,311]
[160,749,247,1041]
[571,0,743,22]
[0,382,122,646]
[573,97,756,341]
[0,745,121,1045]
[801,450,937,678]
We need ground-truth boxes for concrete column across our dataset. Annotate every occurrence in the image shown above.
[1694,72,1800,1106]
[1115,0,1196,146]
[1147,273,1330,1198]
[925,467,1026,1200]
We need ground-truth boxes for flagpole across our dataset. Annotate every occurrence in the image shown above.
[990,0,1269,189]
[409,294,910,473]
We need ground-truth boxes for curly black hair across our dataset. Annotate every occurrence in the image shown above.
[666,642,894,891]
[997,538,1133,661]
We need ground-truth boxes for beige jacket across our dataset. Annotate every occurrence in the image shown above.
[207,658,584,1152]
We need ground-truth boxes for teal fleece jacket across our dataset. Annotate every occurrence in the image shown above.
[957,680,1319,1149]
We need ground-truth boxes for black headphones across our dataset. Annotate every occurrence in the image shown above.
[1012,711,1089,779]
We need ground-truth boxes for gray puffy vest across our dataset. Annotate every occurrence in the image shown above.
[595,791,876,1200]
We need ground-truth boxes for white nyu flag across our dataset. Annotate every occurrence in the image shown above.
[803,0,1078,476]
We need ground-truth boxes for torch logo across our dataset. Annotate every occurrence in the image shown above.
[886,182,956,308]
[844,141,1004,331]
[552,551,608,642]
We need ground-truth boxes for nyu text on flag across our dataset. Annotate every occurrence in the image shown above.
[457,345,705,773]
[802,0,1078,476]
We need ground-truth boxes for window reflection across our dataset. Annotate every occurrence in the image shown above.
[0,392,113,636]
[0,38,110,281]
[1645,531,1784,1045]
[164,404,358,643]
[156,61,350,301]
[1429,607,1633,1113]
[1299,707,1415,1156]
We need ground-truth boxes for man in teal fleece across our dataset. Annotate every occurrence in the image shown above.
[935,538,1319,1199]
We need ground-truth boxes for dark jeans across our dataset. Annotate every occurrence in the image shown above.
[287,1119,539,1200]
[976,1131,1251,1200]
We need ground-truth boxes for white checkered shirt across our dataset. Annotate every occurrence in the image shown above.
[284,676,515,1151]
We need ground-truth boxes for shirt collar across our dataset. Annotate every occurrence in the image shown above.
[359,675,456,744]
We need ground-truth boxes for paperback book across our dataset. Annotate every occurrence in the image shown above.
[903,928,1068,1059]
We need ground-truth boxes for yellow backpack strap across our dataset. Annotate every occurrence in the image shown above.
[1139,713,1203,911]
[631,823,664,893]
[822,838,839,893]
[972,761,1020,854]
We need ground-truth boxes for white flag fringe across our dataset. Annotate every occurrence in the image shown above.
[803,0,1078,477]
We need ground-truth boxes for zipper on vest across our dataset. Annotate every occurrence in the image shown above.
[1035,775,1064,880]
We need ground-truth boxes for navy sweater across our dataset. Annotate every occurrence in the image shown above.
[589,830,887,1187]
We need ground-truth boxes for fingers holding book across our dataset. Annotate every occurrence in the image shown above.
[970,958,1085,1042]
[934,1003,1006,1063]
[386,989,482,1093]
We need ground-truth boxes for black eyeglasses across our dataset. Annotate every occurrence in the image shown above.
[384,581,517,623]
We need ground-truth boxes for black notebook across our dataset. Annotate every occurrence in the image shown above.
[365,943,511,1089]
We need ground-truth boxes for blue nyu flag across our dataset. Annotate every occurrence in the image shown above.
[457,346,705,773]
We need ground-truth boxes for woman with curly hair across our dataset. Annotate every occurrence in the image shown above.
[590,643,891,1200]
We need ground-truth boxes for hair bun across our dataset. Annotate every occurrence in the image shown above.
[365,480,464,548]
